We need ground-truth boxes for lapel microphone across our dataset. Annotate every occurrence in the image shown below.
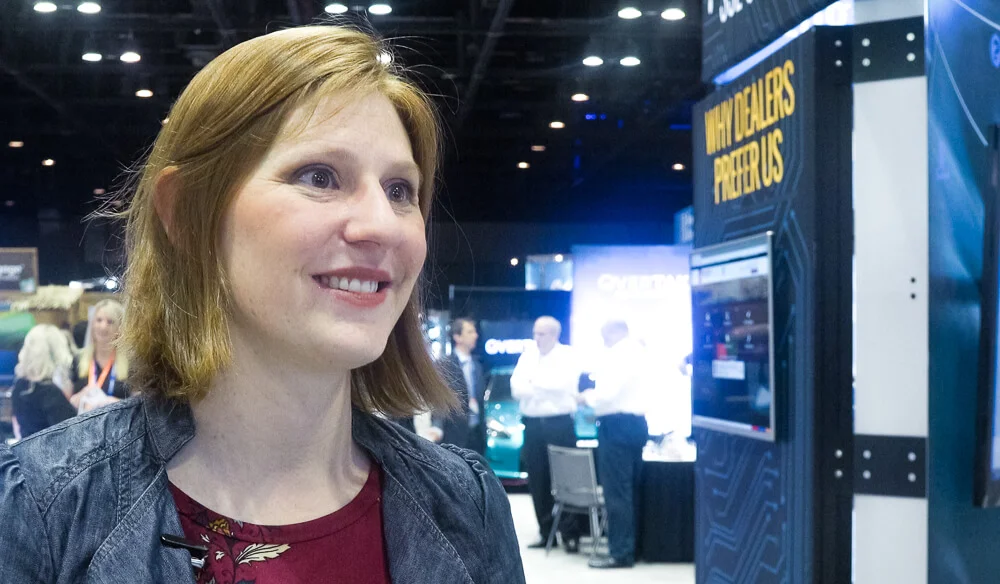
[160,534,208,570]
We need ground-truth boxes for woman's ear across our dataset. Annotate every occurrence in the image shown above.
[153,167,180,244]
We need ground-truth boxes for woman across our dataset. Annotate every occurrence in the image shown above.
[0,25,523,584]
[10,324,76,439]
[71,298,130,411]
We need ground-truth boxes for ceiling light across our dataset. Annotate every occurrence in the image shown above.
[8,141,24,148]
[377,51,392,65]
[582,56,604,67]
[324,2,349,13]
[510,258,520,267]
[554,254,564,263]
[617,7,642,19]
[93,188,106,195]
[105,278,119,291]
[77,2,101,14]
[571,93,590,102]
[518,162,530,169]
[549,121,565,129]
[4,201,14,208]
[162,117,170,124]
[135,89,153,98]
[672,163,685,171]
[120,51,141,63]
[661,8,686,20]
[42,159,55,167]
[531,145,546,152]
[33,2,57,13]
[369,3,392,15]
[620,56,641,67]
[82,52,102,62]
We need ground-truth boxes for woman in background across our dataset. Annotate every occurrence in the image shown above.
[71,298,130,411]
[11,324,76,439]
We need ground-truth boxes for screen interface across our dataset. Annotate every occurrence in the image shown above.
[691,247,773,436]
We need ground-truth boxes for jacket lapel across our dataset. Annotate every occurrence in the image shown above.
[85,468,196,584]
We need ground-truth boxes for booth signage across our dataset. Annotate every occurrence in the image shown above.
[702,0,836,82]
[0,248,38,292]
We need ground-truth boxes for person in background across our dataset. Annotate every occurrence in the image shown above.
[71,299,130,412]
[10,324,76,439]
[578,320,650,569]
[0,26,523,583]
[511,315,585,553]
[430,318,485,452]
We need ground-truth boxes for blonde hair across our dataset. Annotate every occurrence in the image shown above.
[77,298,130,380]
[16,324,74,383]
[120,25,454,415]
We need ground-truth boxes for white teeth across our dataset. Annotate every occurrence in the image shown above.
[320,276,380,294]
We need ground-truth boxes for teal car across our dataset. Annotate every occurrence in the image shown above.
[483,366,598,482]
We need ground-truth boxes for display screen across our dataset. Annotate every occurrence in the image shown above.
[690,233,775,440]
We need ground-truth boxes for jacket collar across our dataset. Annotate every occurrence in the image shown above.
[125,397,474,584]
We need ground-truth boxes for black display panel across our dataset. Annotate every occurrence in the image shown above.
[974,125,1000,507]
[690,232,775,440]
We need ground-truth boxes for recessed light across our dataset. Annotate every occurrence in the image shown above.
[120,51,141,63]
[554,254,564,263]
[571,93,590,102]
[8,141,24,148]
[324,2,349,13]
[162,117,170,125]
[4,200,14,208]
[549,121,565,129]
[42,159,55,167]
[531,145,546,152]
[77,2,101,14]
[672,163,685,171]
[82,52,102,62]
[620,56,641,67]
[377,51,392,65]
[517,162,530,169]
[135,89,153,98]
[510,257,520,267]
[661,8,686,20]
[369,3,392,15]
[617,7,642,19]
[33,2,57,13]
[582,56,604,67]
[93,188,106,195]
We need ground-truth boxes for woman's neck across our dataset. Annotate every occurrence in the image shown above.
[94,345,114,364]
[166,333,369,524]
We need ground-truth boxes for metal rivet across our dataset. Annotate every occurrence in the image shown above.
[835,449,843,459]
[907,53,916,62]
[862,38,871,47]
[835,469,844,479]
[835,59,843,67]
[835,39,843,47]
[908,452,917,462]
[907,32,916,42]
[863,450,872,459]
[862,58,871,67]
[908,473,917,482]
[863,470,872,480]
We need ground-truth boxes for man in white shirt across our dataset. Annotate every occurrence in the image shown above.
[510,316,584,552]
[578,320,650,569]
[431,318,485,452]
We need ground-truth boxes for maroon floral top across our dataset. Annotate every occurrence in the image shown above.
[168,467,390,584]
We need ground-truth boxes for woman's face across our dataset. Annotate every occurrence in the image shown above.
[91,308,120,350]
[218,91,427,373]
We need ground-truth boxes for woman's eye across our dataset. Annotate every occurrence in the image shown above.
[294,167,339,190]
[386,181,416,205]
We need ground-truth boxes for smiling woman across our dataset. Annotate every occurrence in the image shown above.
[0,25,525,584]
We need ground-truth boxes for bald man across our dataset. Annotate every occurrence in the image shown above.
[510,316,585,552]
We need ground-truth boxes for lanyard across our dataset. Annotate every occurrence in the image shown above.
[89,353,116,396]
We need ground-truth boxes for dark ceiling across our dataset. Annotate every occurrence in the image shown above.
[0,0,704,225]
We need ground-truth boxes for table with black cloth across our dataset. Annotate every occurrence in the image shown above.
[637,459,695,563]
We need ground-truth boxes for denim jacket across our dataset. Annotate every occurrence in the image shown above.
[0,396,525,583]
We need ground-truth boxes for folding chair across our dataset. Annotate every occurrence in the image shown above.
[545,445,607,559]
